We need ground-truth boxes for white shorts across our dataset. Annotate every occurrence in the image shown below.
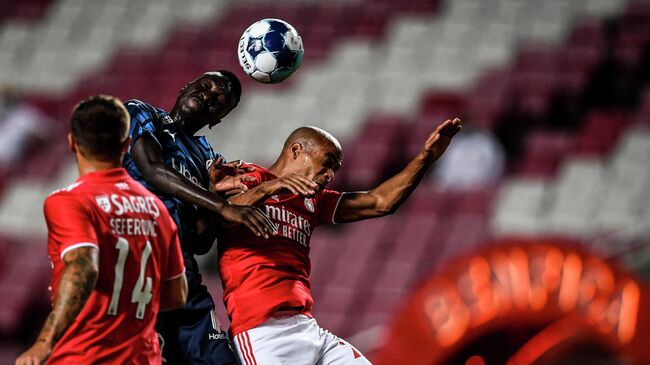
[232,314,372,365]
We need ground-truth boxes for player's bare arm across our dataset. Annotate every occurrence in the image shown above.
[192,209,223,254]
[334,118,461,223]
[228,173,319,206]
[131,134,272,238]
[160,274,188,312]
[16,247,99,365]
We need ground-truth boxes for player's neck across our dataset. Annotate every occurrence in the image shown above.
[268,159,287,177]
[76,154,122,177]
[170,110,202,136]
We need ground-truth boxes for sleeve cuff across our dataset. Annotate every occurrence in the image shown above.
[331,192,347,225]
[61,242,99,259]
[164,268,186,281]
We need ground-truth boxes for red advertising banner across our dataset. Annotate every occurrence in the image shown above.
[375,238,650,364]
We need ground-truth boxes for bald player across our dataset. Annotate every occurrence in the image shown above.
[217,118,461,365]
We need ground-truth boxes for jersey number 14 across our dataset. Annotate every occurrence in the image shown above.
[107,237,153,319]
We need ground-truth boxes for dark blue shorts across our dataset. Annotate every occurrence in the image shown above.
[156,272,235,365]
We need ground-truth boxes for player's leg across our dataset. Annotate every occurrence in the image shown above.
[161,271,237,365]
[232,314,319,365]
[316,325,372,365]
[156,311,184,364]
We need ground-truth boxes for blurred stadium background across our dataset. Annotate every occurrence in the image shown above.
[1,0,649,363]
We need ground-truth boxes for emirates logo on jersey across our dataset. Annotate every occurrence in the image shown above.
[95,195,112,213]
[304,198,315,213]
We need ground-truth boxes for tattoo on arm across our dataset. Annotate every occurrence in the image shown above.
[37,247,99,347]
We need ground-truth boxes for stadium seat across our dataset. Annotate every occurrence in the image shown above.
[574,111,628,156]
[515,130,574,178]
[491,178,549,235]
[543,157,607,237]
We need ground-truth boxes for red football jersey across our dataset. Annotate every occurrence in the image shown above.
[219,164,343,335]
[44,168,184,364]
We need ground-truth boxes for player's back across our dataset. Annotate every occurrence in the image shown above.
[45,168,183,364]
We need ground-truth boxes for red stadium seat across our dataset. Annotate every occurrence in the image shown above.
[574,111,629,156]
[566,19,604,49]
[356,286,408,332]
[515,130,574,178]
[439,214,488,259]
[513,43,560,74]
[465,68,512,130]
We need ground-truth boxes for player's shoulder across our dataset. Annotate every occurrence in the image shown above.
[124,99,167,120]
[124,99,154,111]
[314,188,343,205]
[243,162,273,181]
[194,135,215,152]
[45,181,86,210]
[126,177,161,200]
[317,188,341,196]
[243,162,267,173]
[47,181,84,199]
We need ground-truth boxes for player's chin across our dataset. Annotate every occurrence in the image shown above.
[181,98,204,114]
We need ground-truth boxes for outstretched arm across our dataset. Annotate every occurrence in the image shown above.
[16,247,99,365]
[334,118,461,223]
[131,135,272,238]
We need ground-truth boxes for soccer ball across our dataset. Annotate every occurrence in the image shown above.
[238,18,304,84]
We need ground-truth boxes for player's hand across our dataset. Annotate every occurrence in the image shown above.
[422,118,462,163]
[16,341,51,365]
[219,204,276,238]
[266,173,319,197]
[209,157,258,193]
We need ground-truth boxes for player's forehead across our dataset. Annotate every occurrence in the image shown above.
[192,74,228,90]
[315,141,342,167]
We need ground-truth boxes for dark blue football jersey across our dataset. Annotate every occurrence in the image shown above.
[122,99,222,258]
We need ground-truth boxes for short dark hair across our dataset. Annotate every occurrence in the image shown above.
[70,95,130,161]
[204,70,242,109]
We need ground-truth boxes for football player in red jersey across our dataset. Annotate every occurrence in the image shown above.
[219,118,461,364]
[16,95,187,365]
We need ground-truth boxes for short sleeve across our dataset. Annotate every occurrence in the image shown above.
[44,194,99,259]
[314,189,344,226]
[164,217,185,281]
[124,100,162,149]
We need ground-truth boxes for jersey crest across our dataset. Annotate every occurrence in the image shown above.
[304,197,315,213]
[95,195,111,213]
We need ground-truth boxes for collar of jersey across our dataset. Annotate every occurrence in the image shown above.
[77,167,129,182]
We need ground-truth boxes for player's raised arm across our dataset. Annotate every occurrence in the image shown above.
[130,135,272,238]
[334,118,461,223]
[16,247,99,365]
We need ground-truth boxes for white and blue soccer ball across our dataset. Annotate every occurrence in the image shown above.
[238,18,304,84]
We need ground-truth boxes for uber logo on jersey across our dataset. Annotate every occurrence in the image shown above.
[95,195,112,213]
[171,157,201,187]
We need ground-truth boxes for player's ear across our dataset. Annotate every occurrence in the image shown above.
[121,136,131,153]
[290,142,302,159]
[68,133,77,153]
